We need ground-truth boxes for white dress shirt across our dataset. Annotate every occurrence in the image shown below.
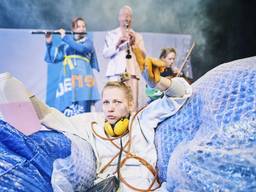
[103,27,146,78]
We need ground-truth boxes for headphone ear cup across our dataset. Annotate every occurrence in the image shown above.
[104,122,115,137]
[114,118,129,136]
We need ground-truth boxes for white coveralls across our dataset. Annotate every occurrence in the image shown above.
[41,77,192,191]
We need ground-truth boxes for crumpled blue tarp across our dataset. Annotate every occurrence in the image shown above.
[0,120,96,192]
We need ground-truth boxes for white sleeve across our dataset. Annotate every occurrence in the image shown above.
[41,108,96,143]
[139,77,192,129]
[102,31,118,59]
[165,77,192,97]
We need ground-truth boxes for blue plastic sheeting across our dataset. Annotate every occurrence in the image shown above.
[0,142,52,192]
[30,131,71,161]
[155,56,256,191]
[0,120,96,191]
[0,120,57,191]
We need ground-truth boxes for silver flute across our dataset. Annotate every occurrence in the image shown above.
[31,30,87,35]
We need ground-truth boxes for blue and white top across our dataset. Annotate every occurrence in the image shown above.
[45,35,100,112]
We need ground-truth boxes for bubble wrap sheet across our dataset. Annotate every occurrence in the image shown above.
[51,133,96,192]
[155,57,256,191]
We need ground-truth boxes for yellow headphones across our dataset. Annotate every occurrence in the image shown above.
[104,117,129,137]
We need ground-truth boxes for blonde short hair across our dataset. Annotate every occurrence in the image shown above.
[102,81,133,103]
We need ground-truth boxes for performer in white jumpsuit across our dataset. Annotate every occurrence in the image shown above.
[41,75,192,191]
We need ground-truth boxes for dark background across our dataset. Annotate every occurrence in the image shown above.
[1,0,255,80]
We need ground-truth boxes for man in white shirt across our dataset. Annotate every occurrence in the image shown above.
[103,5,146,111]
